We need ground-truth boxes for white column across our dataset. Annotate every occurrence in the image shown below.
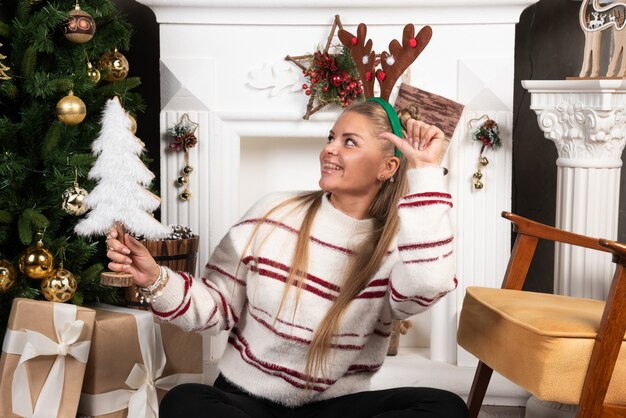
[522,80,626,300]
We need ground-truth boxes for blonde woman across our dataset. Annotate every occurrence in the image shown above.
[106,99,468,417]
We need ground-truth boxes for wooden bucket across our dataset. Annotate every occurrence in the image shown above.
[125,236,199,309]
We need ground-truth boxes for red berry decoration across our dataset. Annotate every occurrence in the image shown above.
[365,71,372,81]
[302,84,308,90]
[376,70,386,81]
[351,37,358,46]
[408,38,418,48]
[330,74,343,87]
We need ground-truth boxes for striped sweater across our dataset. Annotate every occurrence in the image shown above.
[150,167,456,407]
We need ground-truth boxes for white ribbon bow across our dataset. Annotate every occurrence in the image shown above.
[2,303,91,418]
[78,305,202,418]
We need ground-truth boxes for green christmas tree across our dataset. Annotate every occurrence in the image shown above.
[0,0,146,332]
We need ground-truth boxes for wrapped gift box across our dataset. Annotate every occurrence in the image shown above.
[0,298,95,418]
[79,305,203,418]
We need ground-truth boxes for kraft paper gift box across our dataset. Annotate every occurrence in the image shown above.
[78,305,203,418]
[0,297,95,418]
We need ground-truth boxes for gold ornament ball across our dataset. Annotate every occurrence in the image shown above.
[56,91,86,125]
[61,184,89,216]
[41,268,77,303]
[19,243,54,279]
[63,5,96,43]
[0,259,17,293]
[176,176,188,186]
[87,62,101,83]
[183,165,194,175]
[480,156,489,166]
[99,50,129,82]
[180,190,192,201]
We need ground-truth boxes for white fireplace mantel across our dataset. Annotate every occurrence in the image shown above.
[138,0,537,406]
[142,0,536,25]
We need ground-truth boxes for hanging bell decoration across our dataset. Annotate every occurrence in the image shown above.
[480,156,489,166]
[180,189,192,201]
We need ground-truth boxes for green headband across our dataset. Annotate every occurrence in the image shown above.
[367,97,403,158]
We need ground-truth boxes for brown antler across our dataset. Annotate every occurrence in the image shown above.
[338,23,376,98]
[378,24,432,101]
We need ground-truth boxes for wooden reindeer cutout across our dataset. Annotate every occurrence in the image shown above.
[578,0,626,78]
[338,23,432,101]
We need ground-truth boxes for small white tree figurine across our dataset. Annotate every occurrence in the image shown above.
[75,96,171,286]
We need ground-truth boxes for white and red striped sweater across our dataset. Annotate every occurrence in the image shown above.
[150,167,456,407]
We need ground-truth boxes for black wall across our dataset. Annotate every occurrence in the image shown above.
[120,0,625,293]
[112,0,160,183]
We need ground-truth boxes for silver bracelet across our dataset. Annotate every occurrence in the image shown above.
[136,267,169,304]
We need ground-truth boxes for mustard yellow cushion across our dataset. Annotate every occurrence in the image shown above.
[457,286,626,405]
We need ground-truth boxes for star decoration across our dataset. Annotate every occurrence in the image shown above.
[168,113,199,152]
[285,15,365,120]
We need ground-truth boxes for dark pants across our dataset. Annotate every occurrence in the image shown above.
[160,374,469,418]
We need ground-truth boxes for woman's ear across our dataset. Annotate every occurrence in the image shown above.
[378,156,400,180]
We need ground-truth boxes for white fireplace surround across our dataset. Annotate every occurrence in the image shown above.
[138,0,537,405]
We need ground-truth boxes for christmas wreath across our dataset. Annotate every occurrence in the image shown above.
[471,118,502,149]
[301,46,364,108]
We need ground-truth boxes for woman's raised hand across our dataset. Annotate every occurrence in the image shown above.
[380,119,450,170]
[105,227,161,288]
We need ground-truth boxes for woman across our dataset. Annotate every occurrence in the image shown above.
[106,99,468,417]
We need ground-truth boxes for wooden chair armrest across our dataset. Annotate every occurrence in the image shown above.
[500,211,607,290]
[599,238,626,265]
[502,211,608,253]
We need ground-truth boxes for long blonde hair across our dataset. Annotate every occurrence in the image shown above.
[242,100,415,382]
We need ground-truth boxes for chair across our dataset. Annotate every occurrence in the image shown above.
[457,212,626,418]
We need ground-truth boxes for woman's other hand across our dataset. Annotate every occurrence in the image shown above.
[380,119,450,170]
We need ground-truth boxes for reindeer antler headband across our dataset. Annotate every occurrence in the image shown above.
[338,23,432,157]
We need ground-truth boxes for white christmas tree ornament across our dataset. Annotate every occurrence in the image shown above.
[75,96,171,286]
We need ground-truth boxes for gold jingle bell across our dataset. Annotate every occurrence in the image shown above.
[63,4,96,43]
[0,259,17,293]
[480,156,489,166]
[87,62,101,83]
[473,180,484,190]
[472,171,483,180]
[176,176,188,186]
[183,165,194,175]
[56,91,86,125]
[99,49,129,82]
[61,183,89,216]
[180,189,192,201]
[41,268,77,303]
[19,241,54,280]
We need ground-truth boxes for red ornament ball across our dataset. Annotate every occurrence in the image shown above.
[408,38,418,48]
[330,74,343,87]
